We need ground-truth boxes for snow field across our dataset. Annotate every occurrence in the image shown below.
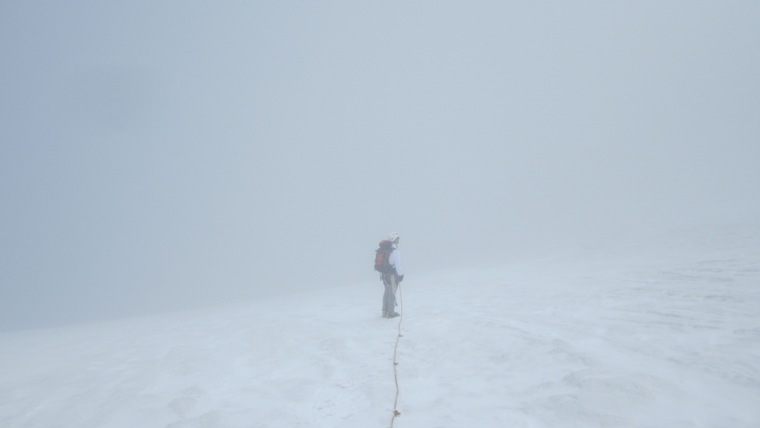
[1,225,759,427]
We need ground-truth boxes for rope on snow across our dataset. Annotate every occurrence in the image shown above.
[390,282,403,428]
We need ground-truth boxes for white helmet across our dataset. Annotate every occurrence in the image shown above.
[388,232,400,242]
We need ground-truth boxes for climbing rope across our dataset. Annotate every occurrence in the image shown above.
[390,281,403,427]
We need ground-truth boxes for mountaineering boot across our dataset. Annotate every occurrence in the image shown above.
[388,312,400,318]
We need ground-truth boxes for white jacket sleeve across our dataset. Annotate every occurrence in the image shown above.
[389,247,403,276]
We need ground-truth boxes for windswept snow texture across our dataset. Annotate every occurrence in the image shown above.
[2,225,759,428]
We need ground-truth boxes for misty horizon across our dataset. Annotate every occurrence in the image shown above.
[2,1,759,331]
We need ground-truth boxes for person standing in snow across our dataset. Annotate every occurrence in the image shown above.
[382,232,404,318]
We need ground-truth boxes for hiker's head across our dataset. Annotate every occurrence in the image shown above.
[388,232,400,244]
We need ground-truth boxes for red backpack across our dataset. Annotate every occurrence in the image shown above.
[374,240,394,273]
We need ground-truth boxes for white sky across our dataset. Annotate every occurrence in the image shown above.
[2,1,759,330]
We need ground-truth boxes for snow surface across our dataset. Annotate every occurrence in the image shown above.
[2,224,759,428]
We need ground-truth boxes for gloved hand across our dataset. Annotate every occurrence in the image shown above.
[396,274,404,282]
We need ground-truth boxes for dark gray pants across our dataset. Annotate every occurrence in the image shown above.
[382,273,398,314]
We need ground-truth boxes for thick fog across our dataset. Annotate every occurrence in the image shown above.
[2,2,759,330]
